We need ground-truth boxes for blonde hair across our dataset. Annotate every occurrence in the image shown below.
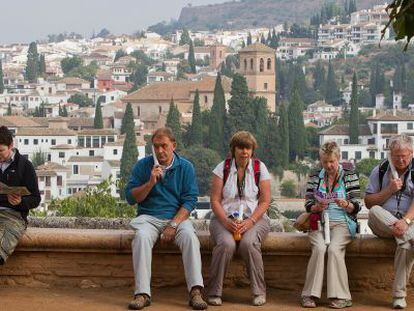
[319,141,340,159]
[229,131,257,157]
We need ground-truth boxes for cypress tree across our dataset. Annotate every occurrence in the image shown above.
[179,28,191,46]
[121,103,134,135]
[62,105,68,117]
[166,98,183,149]
[325,61,340,105]
[7,102,12,116]
[278,102,289,168]
[209,73,226,156]
[252,97,269,161]
[393,64,403,93]
[225,73,253,137]
[241,40,246,48]
[188,39,196,74]
[260,34,266,44]
[266,113,279,170]
[25,42,39,82]
[120,120,138,200]
[58,103,63,116]
[247,32,252,45]
[0,60,4,94]
[288,83,305,160]
[39,54,46,76]
[349,72,359,144]
[266,30,272,46]
[188,89,203,146]
[313,61,326,93]
[94,101,104,129]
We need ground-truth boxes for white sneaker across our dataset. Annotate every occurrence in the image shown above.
[207,296,222,306]
[252,295,266,306]
[393,297,407,309]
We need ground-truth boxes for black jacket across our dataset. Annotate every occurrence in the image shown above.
[0,149,41,221]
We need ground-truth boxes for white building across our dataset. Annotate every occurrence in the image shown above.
[36,162,70,208]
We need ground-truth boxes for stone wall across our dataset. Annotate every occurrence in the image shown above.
[0,228,412,292]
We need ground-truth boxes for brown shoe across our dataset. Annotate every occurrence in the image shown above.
[128,294,151,310]
[189,287,208,310]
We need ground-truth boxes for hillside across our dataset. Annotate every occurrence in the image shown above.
[177,0,386,30]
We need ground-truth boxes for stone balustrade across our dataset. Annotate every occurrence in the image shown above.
[0,228,411,291]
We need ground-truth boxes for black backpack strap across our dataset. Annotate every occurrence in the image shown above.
[378,159,389,191]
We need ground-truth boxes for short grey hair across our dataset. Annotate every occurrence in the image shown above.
[389,134,413,152]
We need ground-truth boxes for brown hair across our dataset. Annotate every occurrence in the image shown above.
[0,126,13,146]
[229,131,257,157]
[151,127,176,143]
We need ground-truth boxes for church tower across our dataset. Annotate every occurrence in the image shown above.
[238,43,276,112]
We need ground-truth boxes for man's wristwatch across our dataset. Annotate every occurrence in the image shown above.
[404,217,411,225]
[168,221,178,229]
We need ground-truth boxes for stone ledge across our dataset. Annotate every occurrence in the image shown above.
[17,228,396,256]
[0,228,408,290]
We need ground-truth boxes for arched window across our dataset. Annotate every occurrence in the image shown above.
[267,58,272,70]
[260,58,264,72]
[244,59,247,70]
[250,58,254,70]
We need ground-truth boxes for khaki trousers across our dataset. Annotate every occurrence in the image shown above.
[302,221,352,300]
[130,215,204,297]
[368,205,414,298]
[207,215,270,297]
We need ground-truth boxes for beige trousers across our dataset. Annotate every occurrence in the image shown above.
[368,205,414,298]
[207,215,270,297]
[302,221,352,300]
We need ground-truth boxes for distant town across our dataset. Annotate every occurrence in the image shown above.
[0,2,412,220]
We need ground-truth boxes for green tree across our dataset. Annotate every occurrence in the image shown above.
[251,97,269,161]
[0,60,4,94]
[225,73,253,137]
[49,179,135,218]
[120,122,138,200]
[66,61,98,82]
[62,105,68,117]
[129,63,148,91]
[121,103,134,135]
[349,72,359,144]
[114,49,127,62]
[181,146,221,196]
[247,32,252,45]
[166,98,183,149]
[187,89,203,146]
[281,180,297,197]
[61,56,83,74]
[325,61,341,105]
[38,54,46,76]
[356,158,381,177]
[94,101,104,129]
[288,84,306,160]
[209,73,227,156]
[6,102,12,116]
[313,61,326,93]
[179,28,191,46]
[31,150,47,168]
[278,102,290,168]
[25,42,39,82]
[67,93,93,107]
[382,0,414,50]
[188,39,196,74]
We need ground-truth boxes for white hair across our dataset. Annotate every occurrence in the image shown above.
[389,134,413,152]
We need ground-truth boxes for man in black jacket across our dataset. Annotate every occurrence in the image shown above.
[0,126,41,264]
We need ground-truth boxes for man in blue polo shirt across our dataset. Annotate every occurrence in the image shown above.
[125,127,207,310]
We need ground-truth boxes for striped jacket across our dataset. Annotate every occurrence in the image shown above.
[304,164,361,222]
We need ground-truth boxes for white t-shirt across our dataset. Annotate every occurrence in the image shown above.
[212,159,271,217]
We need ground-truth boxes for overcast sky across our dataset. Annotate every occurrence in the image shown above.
[0,0,227,44]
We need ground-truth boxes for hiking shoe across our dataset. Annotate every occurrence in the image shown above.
[329,299,352,309]
[189,287,208,310]
[301,296,317,308]
[128,294,151,310]
[252,295,266,306]
[207,296,222,306]
[393,297,407,309]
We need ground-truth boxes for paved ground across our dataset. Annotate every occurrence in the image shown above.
[1,286,413,311]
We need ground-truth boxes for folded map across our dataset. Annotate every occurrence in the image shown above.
[0,182,31,196]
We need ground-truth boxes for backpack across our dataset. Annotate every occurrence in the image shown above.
[222,158,261,187]
[378,159,414,190]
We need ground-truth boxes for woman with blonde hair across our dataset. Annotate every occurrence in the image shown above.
[207,131,271,306]
[301,141,361,308]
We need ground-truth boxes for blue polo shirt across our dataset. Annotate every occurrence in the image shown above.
[125,153,199,219]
